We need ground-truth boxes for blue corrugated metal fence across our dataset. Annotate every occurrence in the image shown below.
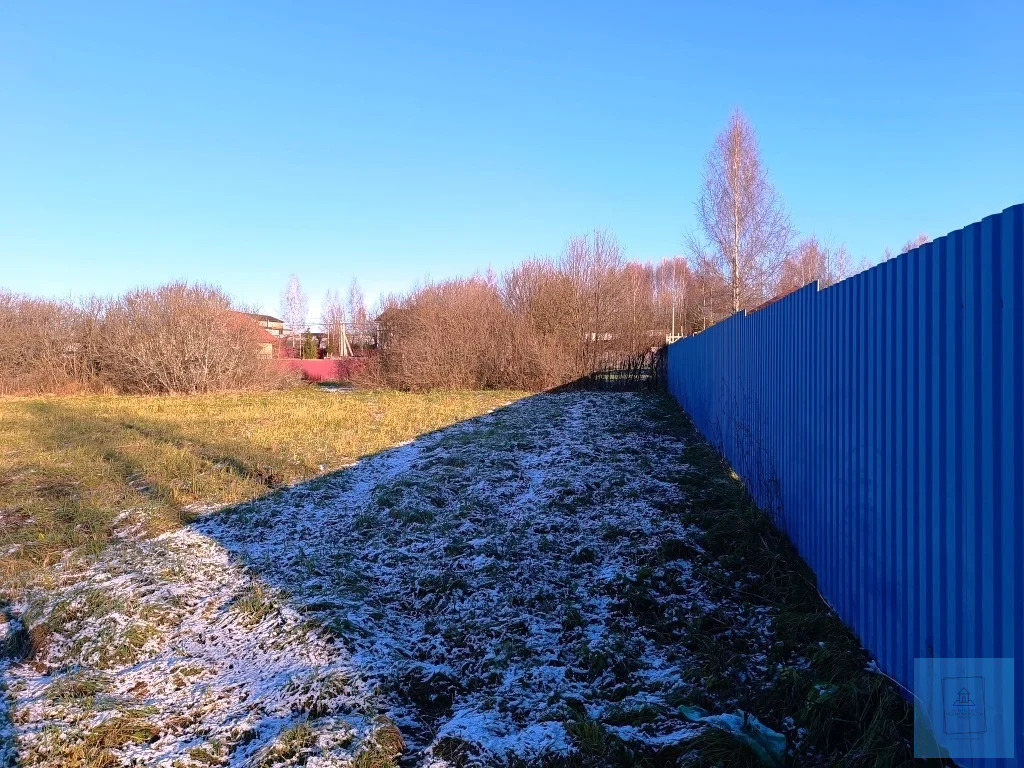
[666,204,1023,763]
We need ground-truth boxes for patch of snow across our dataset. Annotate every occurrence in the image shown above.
[432,710,570,760]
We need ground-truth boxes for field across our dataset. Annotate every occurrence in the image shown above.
[1,388,913,767]
[0,388,520,588]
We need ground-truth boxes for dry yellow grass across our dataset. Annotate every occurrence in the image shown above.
[0,386,523,586]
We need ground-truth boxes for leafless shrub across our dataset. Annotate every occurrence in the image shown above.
[97,284,291,394]
[374,231,677,392]
[0,283,293,395]
[0,292,101,395]
[374,276,518,391]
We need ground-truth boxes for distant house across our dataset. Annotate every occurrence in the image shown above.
[231,312,285,358]
[246,313,285,337]
[252,325,280,358]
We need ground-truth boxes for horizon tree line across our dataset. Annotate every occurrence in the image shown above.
[0,108,930,394]
[367,109,931,390]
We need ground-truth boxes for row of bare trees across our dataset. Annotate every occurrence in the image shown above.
[370,233,698,391]
[2,110,930,396]
[371,109,934,391]
[0,284,290,395]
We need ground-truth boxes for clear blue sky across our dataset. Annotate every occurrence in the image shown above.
[1,2,1021,319]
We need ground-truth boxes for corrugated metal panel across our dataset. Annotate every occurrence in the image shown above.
[666,204,1024,765]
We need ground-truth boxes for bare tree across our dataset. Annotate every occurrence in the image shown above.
[690,109,793,314]
[653,257,692,339]
[777,237,852,295]
[280,275,308,358]
[322,289,350,357]
[884,233,931,261]
[690,252,727,331]
[559,230,625,376]
[620,262,656,353]
[346,278,368,348]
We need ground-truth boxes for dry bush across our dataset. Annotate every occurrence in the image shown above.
[0,283,292,396]
[97,283,290,394]
[500,259,580,388]
[0,291,100,395]
[374,277,519,390]
[375,232,677,392]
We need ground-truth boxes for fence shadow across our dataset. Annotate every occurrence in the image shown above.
[549,346,667,393]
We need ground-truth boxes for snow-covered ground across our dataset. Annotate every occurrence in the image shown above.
[1,392,806,766]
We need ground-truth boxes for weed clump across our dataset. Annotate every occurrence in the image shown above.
[354,717,405,768]
[234,583,277,627]
[257,720,317,767]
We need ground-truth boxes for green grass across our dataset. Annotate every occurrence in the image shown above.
[0,386,524,589]
[233,583,278,627]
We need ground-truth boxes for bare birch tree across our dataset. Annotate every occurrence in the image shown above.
[777,237,852,294]
[346,278,368,347]
[280,274,308,358]
[690,109,792,314]
[322,289,349,357]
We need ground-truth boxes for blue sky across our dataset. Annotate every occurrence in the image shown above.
[1,2,1021,319]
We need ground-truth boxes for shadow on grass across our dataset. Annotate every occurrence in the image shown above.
[189,392,921,766]
[1,598,30,768]
[21,398,282,500]
[2,391,926,767]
